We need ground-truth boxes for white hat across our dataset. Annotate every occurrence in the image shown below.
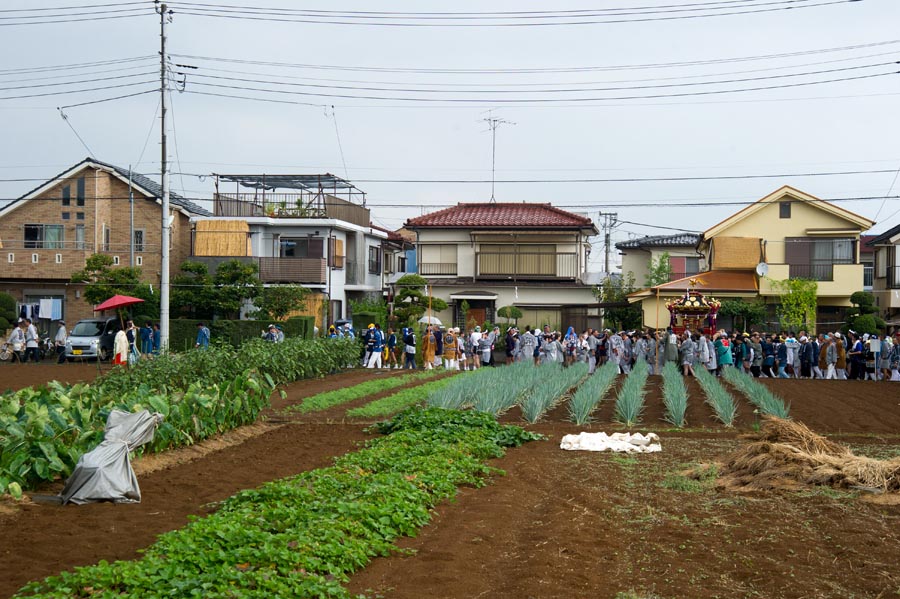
[799,336,808,342]
[834,332,842,339]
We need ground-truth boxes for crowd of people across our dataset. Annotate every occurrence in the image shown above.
[327,319,900,381]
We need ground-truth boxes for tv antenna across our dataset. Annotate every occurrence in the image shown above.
[482,111,514,203]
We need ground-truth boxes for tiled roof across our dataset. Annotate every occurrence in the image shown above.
[867,226,900,246]
[631,269,758,295]
[9,158,211,216]
[615,233,701,250]
[405,202,596,231]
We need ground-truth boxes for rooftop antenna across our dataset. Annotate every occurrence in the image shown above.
[482,111,514,203]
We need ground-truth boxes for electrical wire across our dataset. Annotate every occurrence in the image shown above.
[171,39,900,75]
[0,71,157,92]
[179,61,898,96]
[0,63,159,85]
[56,88,159,109]
[0,81,157,101]
[0,56,154,76]
[0,2,147,13]
[0,13,152,26]
[181,69,898,104]
[166,0,855,27]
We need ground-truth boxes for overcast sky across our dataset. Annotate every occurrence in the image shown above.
[2,0,899,270]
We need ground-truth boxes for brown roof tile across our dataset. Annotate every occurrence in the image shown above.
[405,202,595,230]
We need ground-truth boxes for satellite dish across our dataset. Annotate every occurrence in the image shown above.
[755,262,769,277]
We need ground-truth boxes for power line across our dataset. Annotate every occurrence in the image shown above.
[0,80,157,101]
[180,70,898,104]
[171,39,900,75]
[166,0,855,27]
[0,12,152,26]
[179,60,899,96]
[56,88,159,109]
[0,2,147,13]
[0,71,157,92]
[0,56,154,76]
[3,168,899,184]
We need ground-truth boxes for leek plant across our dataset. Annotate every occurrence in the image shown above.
[695,366,738,427]
[613,360,649,427]
[721,367,790,419]
[520,363,588,424]
[660,362,688,428]
[568,361,618,425]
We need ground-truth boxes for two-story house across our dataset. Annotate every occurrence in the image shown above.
[867,224,900,323]
[616,233,703,286]
[405,202,599,331]
[0,157,209,329]
[190,173,386,328]
[628,186,875,332]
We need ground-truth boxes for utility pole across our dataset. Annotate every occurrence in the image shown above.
[599,212,618,275]
[482,112,514,203]
[128,166,134,267]
[157,2,172,350]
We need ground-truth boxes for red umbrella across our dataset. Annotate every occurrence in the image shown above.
[93,294,145,312]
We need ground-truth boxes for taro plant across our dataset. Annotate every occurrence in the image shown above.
[614,360,649,427]
[721,367,790,419]
[520,363,588,424]
[695,366,738,427]
[660,362,688,428]
[568,361,618,425]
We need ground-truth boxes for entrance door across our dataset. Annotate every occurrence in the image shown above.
[466,308,486,329]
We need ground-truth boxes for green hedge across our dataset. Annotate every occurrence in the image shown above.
[156,317,315,352]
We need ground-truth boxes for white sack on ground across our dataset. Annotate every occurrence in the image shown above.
[59,410,164,505]
[560,431,661,453]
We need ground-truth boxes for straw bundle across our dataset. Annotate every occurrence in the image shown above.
[719,418,900,493]
[193,220,250,256]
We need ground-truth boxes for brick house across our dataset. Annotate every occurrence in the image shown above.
[404,202,600,331]
[0,158,210,332]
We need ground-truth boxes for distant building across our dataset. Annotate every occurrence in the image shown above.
[615,233,703,286]
[405,202,600,331]
[0,157,209,329]
[190,173,386,327]
[866,226,900,323]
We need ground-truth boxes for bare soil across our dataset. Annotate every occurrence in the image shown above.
[2,369,900,598]
[0,361,106,392]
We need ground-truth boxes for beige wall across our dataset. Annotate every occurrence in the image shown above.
[710,199,863,265]
[758,263,863,303]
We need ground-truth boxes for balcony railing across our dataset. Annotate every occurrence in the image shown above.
[258,257,326,284]
[187,256,326,285]
[2,240,94,251]
[476,252,577,280]
[214,192,370,228]
[864,265,874,288]
[419,262,458,276]
[788,263,837,281]
[889,266,900,289]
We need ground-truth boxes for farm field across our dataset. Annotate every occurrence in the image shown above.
[2,367,900,598]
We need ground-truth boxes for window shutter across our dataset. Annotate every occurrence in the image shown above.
[308,237,324,258]
[784,237,810,265]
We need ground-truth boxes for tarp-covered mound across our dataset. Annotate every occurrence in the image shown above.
[560,432,661,453]
[59,410,163,505]
[719,418,900,493]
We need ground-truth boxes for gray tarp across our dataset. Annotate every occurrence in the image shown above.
[59,410,164,505]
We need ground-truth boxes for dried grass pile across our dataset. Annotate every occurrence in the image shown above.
[718,418,900,493]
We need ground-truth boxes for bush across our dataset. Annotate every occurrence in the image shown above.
[162,318,315,352]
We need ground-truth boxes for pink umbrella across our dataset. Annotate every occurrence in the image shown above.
[93,295,145,312]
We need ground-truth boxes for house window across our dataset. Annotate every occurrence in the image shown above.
[7,253,13,263]
[876,248,887,278]
[76,177,85,206]
[133,229,145,252]
[75,225,85,250]
[368,246,382,274]
[668,256,701,280]
[32,254,39,264]
[398,255,407,273]
[113,256,120,265]
[62,186,71,206]
[76,212,85,221]
[279,237,325,258]
[55,254,62,264]
[419,244,458,275]
[779,201,792,219]
[102,225,110,252]
[785,237,854,281]
[136,256,143,266]
[24,224,64,249]
[62,212,71,221]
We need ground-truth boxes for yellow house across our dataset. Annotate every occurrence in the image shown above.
[629,186,875,332]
